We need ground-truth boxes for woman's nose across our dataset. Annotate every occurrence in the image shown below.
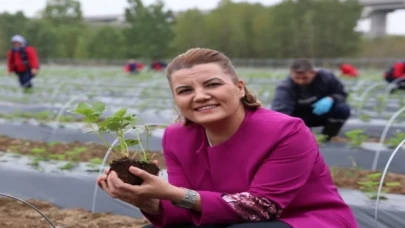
[193,88,211,102]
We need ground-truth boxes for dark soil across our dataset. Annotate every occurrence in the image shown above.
[0,197,150,228]
[0,135,167,169]
[109,156,160,185]
[331,167,405,195]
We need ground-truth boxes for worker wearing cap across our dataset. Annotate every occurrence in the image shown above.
[7,34,40,92]
[271,59,351,141]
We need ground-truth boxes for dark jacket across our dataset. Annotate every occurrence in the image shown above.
[271,69,348,115]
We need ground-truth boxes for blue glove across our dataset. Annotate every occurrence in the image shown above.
[312,97,334,116]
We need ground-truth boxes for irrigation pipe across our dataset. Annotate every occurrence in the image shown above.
[49,92,93,142]
[381,77,405,112]
[372,105,405,171]
[374,138,405,228]
[356,82,385,117]
[0,193,56,228]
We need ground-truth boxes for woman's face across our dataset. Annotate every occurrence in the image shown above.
[170,63,245,125]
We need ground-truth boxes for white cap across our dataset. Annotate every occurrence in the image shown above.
[11,34,26,45]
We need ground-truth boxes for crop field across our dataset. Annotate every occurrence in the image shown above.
[0,65,404,228]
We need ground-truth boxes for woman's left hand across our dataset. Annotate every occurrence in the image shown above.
[104,166,182,202]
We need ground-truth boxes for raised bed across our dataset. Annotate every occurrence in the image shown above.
[319,144,405,174]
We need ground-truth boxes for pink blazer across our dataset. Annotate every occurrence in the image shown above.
[143,107,358,228]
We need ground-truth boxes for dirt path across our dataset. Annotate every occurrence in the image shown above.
[0,198,150,228]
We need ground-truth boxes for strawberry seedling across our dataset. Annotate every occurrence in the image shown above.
[72,101,159,185]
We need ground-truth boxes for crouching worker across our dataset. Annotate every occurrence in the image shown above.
[272,59,351,141]
[339,63,358,78]
[125,59,144,75]
[150,60,167,72]
[384,61,405,92]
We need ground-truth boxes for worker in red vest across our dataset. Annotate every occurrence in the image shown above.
[150,60,167,72]
[384,61,405,92]
[7,34,40,92]
[339,63,358,78]
[124,59,144,75]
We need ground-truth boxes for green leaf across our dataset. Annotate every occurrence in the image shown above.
[31,148,46,154]
[74,102,94,116]
[125,139,140,147]
[367,173,382,179]
[106,122,121,131]
[113,144,123,151]
[122,119,135,128]
[89,158,103,165]
[114,108,127,118]
[84,115,98,122]
[386,182,401,187]
[93,102,106,114]
[49,154,66,160]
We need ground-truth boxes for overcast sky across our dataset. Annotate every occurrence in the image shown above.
[0,0,404,35]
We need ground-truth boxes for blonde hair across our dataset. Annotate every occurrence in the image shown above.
[166,48,262,125]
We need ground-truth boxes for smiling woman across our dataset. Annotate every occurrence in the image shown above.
[167,49,261,127]
[96,48,359,228]
[166,50,261,146]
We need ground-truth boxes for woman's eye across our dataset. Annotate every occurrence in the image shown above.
[207,83,220,87]
[178,89,191,94]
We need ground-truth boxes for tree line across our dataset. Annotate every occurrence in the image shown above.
[1,0,398,61]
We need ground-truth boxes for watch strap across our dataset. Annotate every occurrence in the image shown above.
[171,188,198,209]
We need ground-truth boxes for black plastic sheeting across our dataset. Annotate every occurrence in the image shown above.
[339,188,405,228]
[0,154,404,228]
[319,145,405,174]
[0,154,145,218]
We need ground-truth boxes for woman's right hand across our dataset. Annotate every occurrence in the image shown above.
[97,160,161,215]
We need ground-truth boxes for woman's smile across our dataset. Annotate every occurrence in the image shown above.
[194,104,219,112]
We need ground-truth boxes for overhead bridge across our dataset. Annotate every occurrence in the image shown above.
[359,0,405,38]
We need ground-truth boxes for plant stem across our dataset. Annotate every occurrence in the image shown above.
[145,125,150,154]
[134,127,147,162]
[117,130,129,157]
[88,122,119,159]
